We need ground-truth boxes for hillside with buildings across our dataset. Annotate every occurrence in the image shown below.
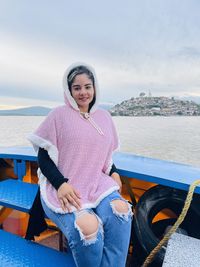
[110,95,200,116]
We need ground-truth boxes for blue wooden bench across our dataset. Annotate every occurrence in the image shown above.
[0,179,76,266]
[0,179,38,212]
[0,229,76,267]
[0,148,75,267]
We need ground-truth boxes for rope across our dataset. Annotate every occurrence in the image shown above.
[142,179,200,267]
[80,112,104,135]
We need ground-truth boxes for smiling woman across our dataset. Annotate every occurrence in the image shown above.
[27,62,132,267]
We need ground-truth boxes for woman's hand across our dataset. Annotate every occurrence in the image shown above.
[111,172,122,193]
[57,182,81,212]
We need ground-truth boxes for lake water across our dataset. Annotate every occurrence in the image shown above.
[0,116,199,168]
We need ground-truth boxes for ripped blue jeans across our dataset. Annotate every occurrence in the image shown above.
[41,191,132,267]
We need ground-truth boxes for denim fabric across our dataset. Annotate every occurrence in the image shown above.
[41,191,132,267]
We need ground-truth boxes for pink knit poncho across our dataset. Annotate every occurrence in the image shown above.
[28,63,119,214]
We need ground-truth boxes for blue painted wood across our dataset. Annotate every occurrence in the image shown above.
[113,152,200,193]
[0,146,36,180]
[0,179,38,213]
[13,159,27,181]
[1,146,200,194]
[0,229,76,267]
[13,159,18,175]
[0,146,37,161]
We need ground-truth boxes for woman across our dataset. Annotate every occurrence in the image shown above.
[28,63,132,267]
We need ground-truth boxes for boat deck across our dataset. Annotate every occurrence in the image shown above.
[0,146,200,266]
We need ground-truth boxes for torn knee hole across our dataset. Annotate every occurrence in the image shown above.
[111,199,129,213]
[75,213,99,240]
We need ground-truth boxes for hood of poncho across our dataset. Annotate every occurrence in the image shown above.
[62,62,100,113]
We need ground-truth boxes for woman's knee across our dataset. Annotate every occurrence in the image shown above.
[75,212,99,240]
[110,199,133,221]
[111,199,129,213]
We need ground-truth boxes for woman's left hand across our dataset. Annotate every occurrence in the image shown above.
[111,172,122,193]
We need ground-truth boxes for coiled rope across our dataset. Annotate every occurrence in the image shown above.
[142,179,200,267]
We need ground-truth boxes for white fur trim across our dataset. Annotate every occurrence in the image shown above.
[37,169,60,212]
[41,185,120,214]
[104,148,120,175]
[105,158,113,175]
[27,133,58,164]
[27,133,61,211]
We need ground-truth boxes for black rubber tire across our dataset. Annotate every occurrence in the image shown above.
[132,185,200,266]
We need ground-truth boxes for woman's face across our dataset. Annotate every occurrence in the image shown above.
[71,73,95,112]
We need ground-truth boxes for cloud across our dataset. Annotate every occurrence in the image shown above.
[174,46,200,59]
[0,95,62,109]
[1,1,200,106]
[0,32,67,86]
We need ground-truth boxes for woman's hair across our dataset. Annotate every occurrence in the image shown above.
[67,65,96,111]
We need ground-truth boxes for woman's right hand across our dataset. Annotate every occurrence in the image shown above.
[57,182,81,212]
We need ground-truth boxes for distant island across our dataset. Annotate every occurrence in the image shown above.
[0,106,52,116]
[110,96,200,116]
[0,104,113,116]
[1,98,200,116]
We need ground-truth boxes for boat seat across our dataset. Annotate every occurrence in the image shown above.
[0,229,76,267]
[0,178,67,252]
[0,179,38,213]
[162,233,200,267]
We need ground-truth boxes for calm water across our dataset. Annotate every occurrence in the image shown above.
[0,116,200,167]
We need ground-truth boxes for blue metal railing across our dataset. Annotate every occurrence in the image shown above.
[1,146,200,194]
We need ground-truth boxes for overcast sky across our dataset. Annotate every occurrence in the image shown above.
[0,0,200,109]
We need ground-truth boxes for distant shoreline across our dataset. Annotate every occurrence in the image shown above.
[110,96,200,116]
[1,98,200,116]
[0,114,47,116]
[0,114,199,117]
[0,104,113,116]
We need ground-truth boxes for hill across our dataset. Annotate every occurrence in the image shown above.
[110,96,200,116]
[0,103,113,116]
[0,106,51,116]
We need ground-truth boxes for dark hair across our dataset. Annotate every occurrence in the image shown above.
[67,65,96,111]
